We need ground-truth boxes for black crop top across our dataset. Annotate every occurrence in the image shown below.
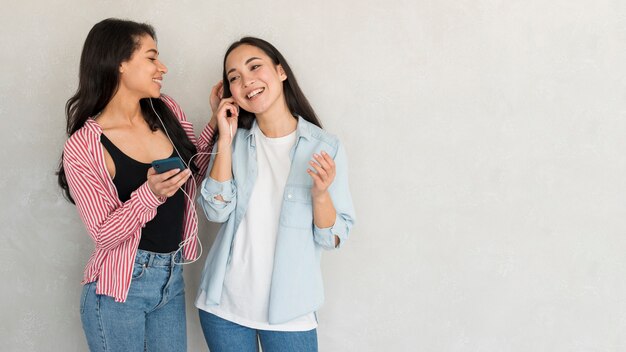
[100,134,185,253]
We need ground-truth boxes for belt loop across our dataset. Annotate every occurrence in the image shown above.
[147,253,155,268]
[171,251,178,267]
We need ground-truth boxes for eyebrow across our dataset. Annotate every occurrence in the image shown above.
[146,49,158,55]
[227,57,262,75]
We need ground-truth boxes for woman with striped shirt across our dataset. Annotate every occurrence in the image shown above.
[57,18,216,351]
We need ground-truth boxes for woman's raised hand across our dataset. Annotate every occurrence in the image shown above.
[308,151,336,198]
[208,81,224,131]
[215,97,239,146]
[209,80,224,114]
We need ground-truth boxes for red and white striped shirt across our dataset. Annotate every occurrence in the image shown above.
[63,95,214,302]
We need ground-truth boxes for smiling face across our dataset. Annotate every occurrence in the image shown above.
[225,44,287,115]
[118,35,167,99]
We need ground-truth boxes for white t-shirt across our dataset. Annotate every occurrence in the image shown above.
[197,125,317,331]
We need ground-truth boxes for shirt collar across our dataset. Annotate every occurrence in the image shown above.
[246,115,313,143]
[84,118,103,135]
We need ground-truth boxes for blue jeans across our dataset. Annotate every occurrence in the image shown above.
[80,249,186,352]
[198,310,318,352]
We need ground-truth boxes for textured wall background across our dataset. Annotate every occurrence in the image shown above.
[2,0,626,351]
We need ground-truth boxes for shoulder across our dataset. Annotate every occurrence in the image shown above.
[64,120,101,155]
[159,94,186,122]
[299,117,341,150]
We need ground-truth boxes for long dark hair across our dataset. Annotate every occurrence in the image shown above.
[222,37,322,130]
[57,18,197,203]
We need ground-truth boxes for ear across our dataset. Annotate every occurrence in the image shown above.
[119,62,127,74]
[277,64,287,81]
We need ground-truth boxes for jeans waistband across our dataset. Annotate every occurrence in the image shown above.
[134,248,181,267]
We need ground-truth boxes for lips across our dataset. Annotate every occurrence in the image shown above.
[152,78,163,88]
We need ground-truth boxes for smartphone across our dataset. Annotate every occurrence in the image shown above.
[151,156,186,174]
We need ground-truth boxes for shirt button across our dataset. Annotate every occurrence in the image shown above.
[287,194,293,199]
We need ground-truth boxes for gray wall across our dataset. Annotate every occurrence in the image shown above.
[2,0,626,351]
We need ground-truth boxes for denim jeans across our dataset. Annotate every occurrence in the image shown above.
[80,249,186,352]
[198,310,318,352]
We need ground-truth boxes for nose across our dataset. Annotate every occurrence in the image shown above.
[242,73,255,87]
[157,60,168,74]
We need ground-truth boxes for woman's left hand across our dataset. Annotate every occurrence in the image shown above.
[308,151,336,198]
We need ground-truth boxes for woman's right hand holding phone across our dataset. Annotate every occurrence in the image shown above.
[146,167,191,198]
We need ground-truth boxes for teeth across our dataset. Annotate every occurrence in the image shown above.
[247,88,264,99]
[153,79,162,86]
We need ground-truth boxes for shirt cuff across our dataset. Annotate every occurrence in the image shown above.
[199,123,215,145]
[313,213,347,249]
[136,182,166,209]
[200,176,235,205]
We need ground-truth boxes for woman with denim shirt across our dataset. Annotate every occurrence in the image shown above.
[196,37,355,352]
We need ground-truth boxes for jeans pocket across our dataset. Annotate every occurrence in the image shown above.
[132,263,147,280]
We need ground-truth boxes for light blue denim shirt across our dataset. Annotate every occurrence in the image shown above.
[197,117,355,324]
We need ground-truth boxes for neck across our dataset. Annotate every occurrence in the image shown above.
[98,89,144,127]
[255,97,296,137]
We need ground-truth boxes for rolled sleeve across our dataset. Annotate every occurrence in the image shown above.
[312,141,355,250]
[314,212,352,249]
[199,176,237,222]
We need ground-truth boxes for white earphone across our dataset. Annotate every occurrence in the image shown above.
[149,98,233,265]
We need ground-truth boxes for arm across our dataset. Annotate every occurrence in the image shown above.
[63,142,184,250]
[159,94,216,183]
[308,143,356,250]
[198,144,236,223]
[194,123,216,181]
[195,81,224,180]
[198,96,239,223]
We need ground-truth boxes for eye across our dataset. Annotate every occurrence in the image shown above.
[251,64,261,70]
[229,75,239,83]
